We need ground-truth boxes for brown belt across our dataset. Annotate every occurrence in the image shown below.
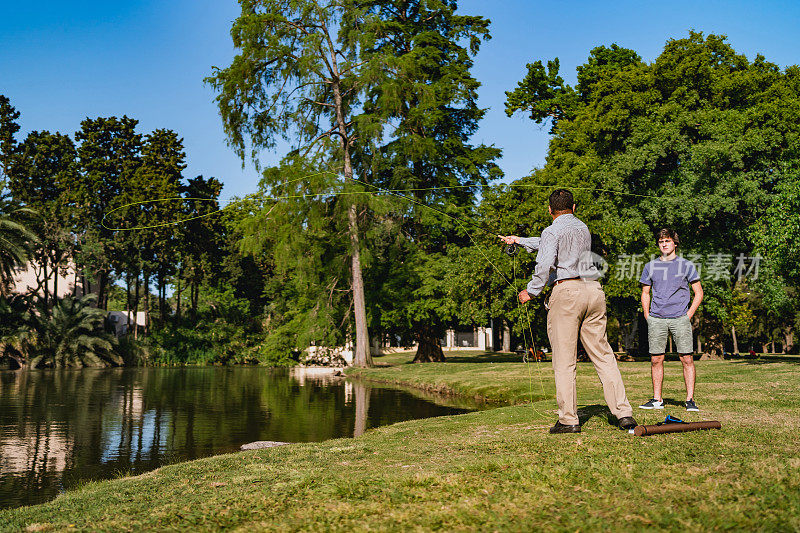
[555,277,581,285]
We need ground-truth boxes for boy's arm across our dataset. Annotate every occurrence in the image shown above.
[687,281,703,319]
[641,285,651,320]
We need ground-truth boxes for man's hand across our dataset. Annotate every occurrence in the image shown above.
[687,310,694,320]
[499,235,519,245]
[518,290,531,303]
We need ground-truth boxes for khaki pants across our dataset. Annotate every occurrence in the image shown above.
[546,279,633,425]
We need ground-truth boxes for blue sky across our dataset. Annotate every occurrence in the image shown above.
[2,0,800,200]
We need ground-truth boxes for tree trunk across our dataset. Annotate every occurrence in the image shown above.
[331,72,371,368]
[413,326,445,363]
[771,340,775,354]
[731,325,739,356]
[52,251,59,303]
[73,264,79,297]
[144,270,150,337]
[502,320,511,352]
[785,328,795,354]
[176,270,182,320]
[98,271,108,310]
[156,270,162,328]
[134,275,140,340]
[42,255,49,312]
[126,273,132,333]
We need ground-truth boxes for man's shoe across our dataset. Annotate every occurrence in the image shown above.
[618,416,638,430]
[685,399,699,412]
[549,421,580,434]
[639,398,664,409]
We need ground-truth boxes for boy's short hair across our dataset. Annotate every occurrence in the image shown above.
[656,228,680,247]
[549,189,574,212]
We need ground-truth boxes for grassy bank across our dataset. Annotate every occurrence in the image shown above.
[2,353,799,531]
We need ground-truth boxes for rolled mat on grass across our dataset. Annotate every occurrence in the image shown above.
[634,420,722,436]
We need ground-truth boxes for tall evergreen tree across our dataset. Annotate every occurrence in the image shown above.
[0,95,21,188]
[351,0,501,361]
[9,130,79,309]
[74,116,142,309]
[180,175,224,318]
[127,129,186,331]
[206,0,383,367]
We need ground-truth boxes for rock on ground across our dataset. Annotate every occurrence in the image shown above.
[240,441,290,450]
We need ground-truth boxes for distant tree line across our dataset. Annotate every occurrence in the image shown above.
[0,96,269,368]
[2,3,799,369]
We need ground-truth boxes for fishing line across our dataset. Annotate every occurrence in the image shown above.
[104,166,661,418]
[103,166,673,232]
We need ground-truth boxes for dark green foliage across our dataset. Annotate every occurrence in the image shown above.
[236,155,352,361]
[0,95,21,185]
[8,130,79,308]
[352,0,501,360]
[74,116,143,309]
[3,294,122,368]
[486,31,800,354]
[0,194,36,295]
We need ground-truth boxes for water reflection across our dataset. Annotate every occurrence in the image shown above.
[0,367,478,509]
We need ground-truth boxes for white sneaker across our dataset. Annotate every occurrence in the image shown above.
[639,398,664,409]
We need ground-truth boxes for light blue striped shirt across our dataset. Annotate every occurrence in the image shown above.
[525,214,600,296]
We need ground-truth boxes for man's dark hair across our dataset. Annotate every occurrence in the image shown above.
[549,189,574,212]
[656,228,680,247]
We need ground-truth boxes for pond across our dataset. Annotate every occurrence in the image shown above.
[0,367,483,510]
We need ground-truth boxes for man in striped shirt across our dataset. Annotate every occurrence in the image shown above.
[500,189,637,434]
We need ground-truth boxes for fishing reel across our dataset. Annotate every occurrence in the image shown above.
[503,242,519,256]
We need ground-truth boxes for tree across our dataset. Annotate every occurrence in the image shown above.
[206,0,381,366]
[122,129,186,332]
[351,0,501,361]
[8,130,78,310]
[491,32,800,357]
[74,116,142,309]
[0,95,21,187]
[7,294,121,368]
[0,194,36,297]
[179,175,224,319]
[236,155,353,360]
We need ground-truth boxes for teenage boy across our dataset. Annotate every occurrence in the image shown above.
[639,229,704,412]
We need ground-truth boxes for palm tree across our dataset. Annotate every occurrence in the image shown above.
[0,194,37,296]
[0,293,32,368]
[13,294,122,368]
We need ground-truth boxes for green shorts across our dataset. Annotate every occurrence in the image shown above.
[647,315,693,355]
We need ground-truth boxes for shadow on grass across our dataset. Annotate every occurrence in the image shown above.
[661,397,687,408]
[736,355,800,365]
[576,404,625,429]
[443,353,529,364]
[377,352,529,365]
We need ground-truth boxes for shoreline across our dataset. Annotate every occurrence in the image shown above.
[2,356,799,531]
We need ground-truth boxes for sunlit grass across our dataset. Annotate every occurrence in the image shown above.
[2,354,799,531]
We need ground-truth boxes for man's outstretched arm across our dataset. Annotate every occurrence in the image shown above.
[498,235,540,253]
[523,229,557,300]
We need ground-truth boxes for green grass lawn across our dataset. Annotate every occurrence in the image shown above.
[2,353,799,532]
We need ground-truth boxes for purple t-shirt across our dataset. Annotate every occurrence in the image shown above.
[640,256,700,318]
